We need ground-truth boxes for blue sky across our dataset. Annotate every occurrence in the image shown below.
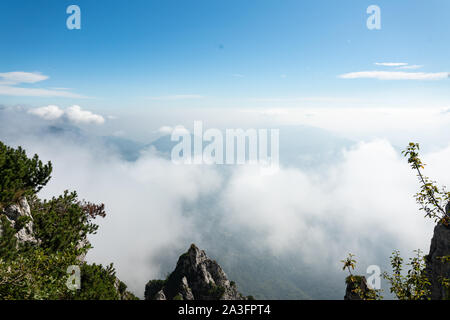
[0,0,449,110]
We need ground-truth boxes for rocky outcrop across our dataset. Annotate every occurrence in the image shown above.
[1,197,92,261]
[145,244,248,300]
[344,276,371,300]
[425,222,450,300]
[113,278,138,300]
[1,197,37,244]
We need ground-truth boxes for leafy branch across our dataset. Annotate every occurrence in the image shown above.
[341,254,383,300]
[402,142,450,223]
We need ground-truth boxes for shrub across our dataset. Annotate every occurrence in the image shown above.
[0,141,52,207]
[0,141,134,300]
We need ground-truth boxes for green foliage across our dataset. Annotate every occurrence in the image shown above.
[0,141,135,300]
[382,250,431,300]
[173,294,183,300]
[118,280,127,295]
[341,143,450,301]
[205,283,225,300]
[341,253,357,275]
[145,279,167,299]
[341,254,383,300]
[402,142,450,224]
[436,255,450,299]
[0,141,52,207]
[0,247,77,299]
[14,215,31,232]
[73,263,119,300]
[0,216,18,261]
[30,191,104,255]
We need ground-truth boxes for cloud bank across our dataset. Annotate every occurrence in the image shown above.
[2,106,449,298]
[28,105,105,125]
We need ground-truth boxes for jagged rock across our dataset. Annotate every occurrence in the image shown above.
[145,244,247,300]
[113,277,138,300]
[180,276,194,300]
[1,197,89,262]
[75,237,90,262]
[425,222,450,300]
[344,276,371,300]
[1,197,37,244]
[154,290,166,300]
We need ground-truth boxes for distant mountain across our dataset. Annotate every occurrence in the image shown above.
[145,125,354,168]
[101,136,145,162]
[41,125,83,139]
[41,125,145,162]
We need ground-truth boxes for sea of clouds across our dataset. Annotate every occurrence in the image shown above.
[1,104,450,297]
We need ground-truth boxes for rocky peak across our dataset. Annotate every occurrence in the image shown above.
[344,276,371,300]
[425,221,450,299]
[145,244,248,300]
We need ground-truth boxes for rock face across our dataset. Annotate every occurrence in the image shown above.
[145,244,247,300]
[344,276,371,300]
[425,222,450,300]
[1,197,37,244]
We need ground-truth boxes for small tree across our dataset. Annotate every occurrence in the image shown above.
[0,141,52,207]
[0,141,137,300]
[382,250,430,300]
[402,142,450,224]
[341,142,450,300]
[30,191,105,255]
[341,254,383,300]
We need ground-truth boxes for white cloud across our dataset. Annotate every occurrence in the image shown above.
[397,65,423,70]
[28,105,64,120]
[374,63,424,70]
[0,72,48,85]
[0,86,86,98]
[157,125,190,135]
[4,105,450,297]
[219,140,440,266]
[0,71,85,98]
[26,139,222,296]
[339,71,449,80]
[172,125,189,135]
[66,105,105,125]
[374,62,408,67]
[253,107,450,137]
[158,126,174,134]
[28,105,105,125]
